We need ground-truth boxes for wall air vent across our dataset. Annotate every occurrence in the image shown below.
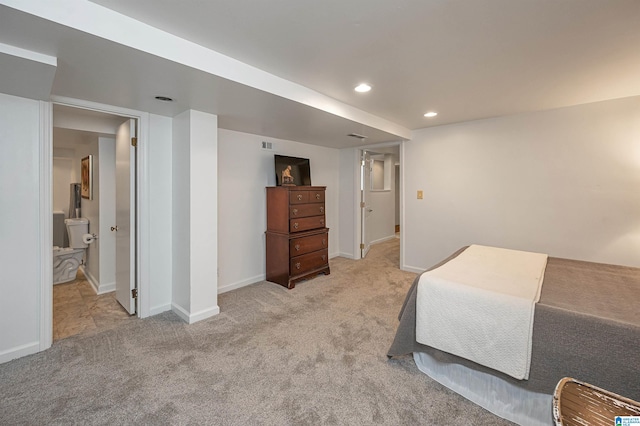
[347,133,367,140]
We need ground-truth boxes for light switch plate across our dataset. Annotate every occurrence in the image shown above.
[417,190,423,199]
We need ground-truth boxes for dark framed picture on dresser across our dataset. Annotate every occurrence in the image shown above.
[274,155,311,186]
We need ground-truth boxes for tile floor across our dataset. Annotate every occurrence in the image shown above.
[53,269,133,340]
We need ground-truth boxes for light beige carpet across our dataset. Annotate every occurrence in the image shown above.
[0,239,514,425]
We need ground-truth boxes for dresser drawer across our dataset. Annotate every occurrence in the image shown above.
[290,216,325,232]
[290,191,309,204]
[290,249,329,276]
[290,203,325,219]
[308,190,324,203]
[290,190,325,204]
[290,232,328,256]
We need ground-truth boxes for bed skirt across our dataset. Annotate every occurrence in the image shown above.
[413,351,553,425]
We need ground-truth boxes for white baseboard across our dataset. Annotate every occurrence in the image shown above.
[218,273,265,294]
[81,266,115,295]
[337,251,356,259]
[370,235,396,245]
[402,264,425,274]
[171,303,190,323]
[150,303,172,316]
[188,306,220,324]
[0,341,40,365]
[96,281,115,295]
[171,303,220,324]
[81,266,99,293]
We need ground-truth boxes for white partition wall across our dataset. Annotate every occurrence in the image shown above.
[172,110,219,323]
[0,93,44,362]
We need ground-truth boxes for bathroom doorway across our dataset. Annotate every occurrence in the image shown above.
[51,104,138,340]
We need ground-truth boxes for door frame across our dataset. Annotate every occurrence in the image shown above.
[353,140,404,264]
[39,96,151,351]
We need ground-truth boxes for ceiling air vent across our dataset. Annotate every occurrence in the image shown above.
[347,133,367,140]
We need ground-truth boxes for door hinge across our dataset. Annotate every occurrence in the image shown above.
[360,243,365,250]
[131,137,137,147]
[131,288,138,299]
[360,201,365,208]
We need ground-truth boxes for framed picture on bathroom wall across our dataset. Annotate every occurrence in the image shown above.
[81,155,93,200]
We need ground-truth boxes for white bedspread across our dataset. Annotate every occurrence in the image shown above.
[415,245,548,380]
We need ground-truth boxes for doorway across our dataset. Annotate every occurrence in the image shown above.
[359,144,401,265]
[51,103,138,340]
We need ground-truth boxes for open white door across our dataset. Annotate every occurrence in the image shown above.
[360,150,373,258]
[114,119,136,314]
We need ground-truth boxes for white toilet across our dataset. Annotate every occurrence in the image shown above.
[53,218,89,285]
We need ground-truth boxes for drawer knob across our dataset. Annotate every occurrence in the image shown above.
[320,219,324,225]
[294,244,300,251]
[293,222,299,229]
[295,262,301,270]
[315,193,321,200]
[319,206,324,213]
[297,194,303,201]
[322,255,326,261]
[322,239,326,246]
[292,208,298,215]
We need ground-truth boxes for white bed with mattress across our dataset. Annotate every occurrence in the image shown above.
[388,245,640,425]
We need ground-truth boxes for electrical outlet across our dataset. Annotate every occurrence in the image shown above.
[417,190,423,199]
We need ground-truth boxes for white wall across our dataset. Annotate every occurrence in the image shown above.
[338,148,358,259]
[0,93,42,362]
[147,114,172,315]
[403,95,640,272]
[367,154,397,244]
[171,111,191,314]
[52,157,73,216]
[77,139,100,286]
[189,110,218,319]
[172,110,219,323]
[217,128,341,293]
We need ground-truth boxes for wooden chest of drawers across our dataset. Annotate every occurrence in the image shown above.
[266,186,330,289]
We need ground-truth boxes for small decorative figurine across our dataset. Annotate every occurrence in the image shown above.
[282,165,295,185]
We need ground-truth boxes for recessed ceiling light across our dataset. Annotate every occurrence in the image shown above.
[424,111,438,118]
[354,83,371,93]
[155,95,174,102]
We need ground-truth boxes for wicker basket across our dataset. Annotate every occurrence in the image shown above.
[553,377,640,426]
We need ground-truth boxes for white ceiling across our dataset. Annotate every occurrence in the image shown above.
[2,0,640,148]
